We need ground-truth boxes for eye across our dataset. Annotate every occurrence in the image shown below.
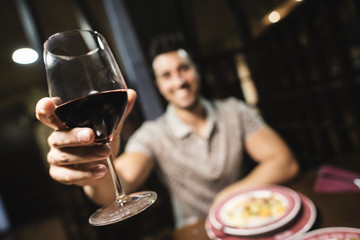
[178,64,190,72]
[160,72,171,80]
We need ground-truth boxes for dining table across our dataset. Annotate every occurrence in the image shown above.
[168,158,360,240]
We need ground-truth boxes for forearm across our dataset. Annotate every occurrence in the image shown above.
[83,172,116,206]
[216,154,299,202]
[83,150,154,206]
[244,153,298,185]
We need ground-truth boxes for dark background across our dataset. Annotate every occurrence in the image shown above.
[0,0,359,239]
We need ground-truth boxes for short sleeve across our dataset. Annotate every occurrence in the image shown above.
[225,98,265,140]
[124,121,157,158]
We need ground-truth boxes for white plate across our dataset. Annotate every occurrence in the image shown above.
[206,192,316,240]
[209,185,302,236]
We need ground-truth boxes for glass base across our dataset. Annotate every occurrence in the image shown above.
[89,191,157,226]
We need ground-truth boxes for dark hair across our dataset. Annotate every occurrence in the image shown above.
[148,32,189,63]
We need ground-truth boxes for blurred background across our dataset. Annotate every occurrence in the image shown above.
[1,0,360,239]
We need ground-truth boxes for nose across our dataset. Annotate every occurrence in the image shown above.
[173,76,186,88]
[173,72,186,87]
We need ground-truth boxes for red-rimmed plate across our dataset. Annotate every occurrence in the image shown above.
[209,185,302,236]
[206,192,317,240]
[299,227,360,240]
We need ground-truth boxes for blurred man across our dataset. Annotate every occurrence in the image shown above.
[36,35,299,228]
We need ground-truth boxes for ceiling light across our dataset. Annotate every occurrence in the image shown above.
[12,48,38,64]
[268,11,281,23]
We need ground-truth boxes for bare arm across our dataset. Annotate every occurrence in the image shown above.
[83,151,154,205]
[215,126,299,202]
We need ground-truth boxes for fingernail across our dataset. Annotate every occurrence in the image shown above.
[92,165,107,178]
[39,104,45,113]
[77,129,90,143]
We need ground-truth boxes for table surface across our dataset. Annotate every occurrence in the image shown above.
[168,165,360,240]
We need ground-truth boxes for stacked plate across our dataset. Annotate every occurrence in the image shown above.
[300,227,360,240]
[206,185,317,240]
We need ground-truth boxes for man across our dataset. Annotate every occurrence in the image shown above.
[36,36,299,228]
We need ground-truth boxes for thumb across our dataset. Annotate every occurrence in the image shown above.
[124,89,137,118]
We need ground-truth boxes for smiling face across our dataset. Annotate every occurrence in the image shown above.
[152,49,201,110]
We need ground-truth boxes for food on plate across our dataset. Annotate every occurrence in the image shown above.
[223,192,287,228]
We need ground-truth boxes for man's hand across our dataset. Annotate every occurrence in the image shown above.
[35,89,137,187]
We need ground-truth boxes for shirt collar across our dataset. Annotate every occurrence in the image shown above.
[165,98,217,139]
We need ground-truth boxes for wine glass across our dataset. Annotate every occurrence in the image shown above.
[43,29,157,226]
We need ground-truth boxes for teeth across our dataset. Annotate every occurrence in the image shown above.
[175,89,189,98]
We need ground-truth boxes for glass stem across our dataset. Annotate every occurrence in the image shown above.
[104,143,127,203]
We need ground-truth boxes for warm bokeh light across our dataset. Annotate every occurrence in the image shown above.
[268,11,281,23]
[12,48,38,64]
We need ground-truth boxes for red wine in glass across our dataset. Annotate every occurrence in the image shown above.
[55,90,127,143]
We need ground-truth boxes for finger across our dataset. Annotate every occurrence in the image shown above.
[48,127,96,148]
[36,97,66,130]
[116,89,137,130]
[49,163,107,186]
[113,89,137,138]
[47,144,110,166]
[125,89,137,117]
